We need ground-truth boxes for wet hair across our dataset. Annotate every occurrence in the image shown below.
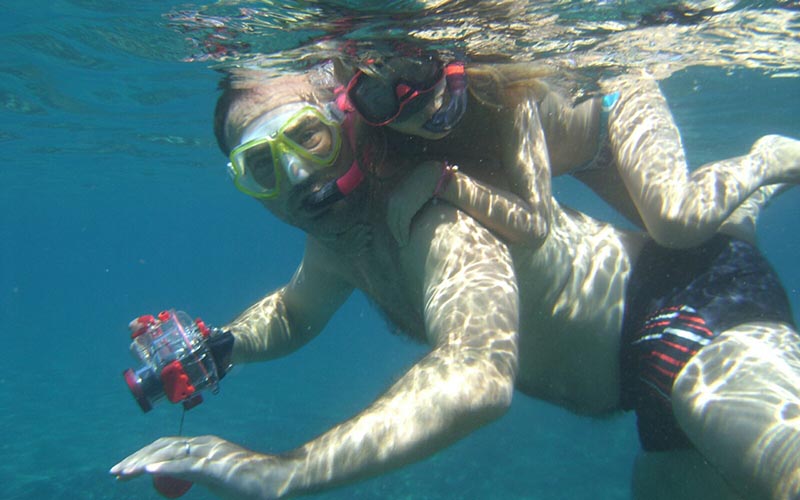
[213,64,339,155]
[213,72,240,155]
[465,62,556,108]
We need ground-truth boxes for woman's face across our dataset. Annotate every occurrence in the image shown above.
[386,78,450,140]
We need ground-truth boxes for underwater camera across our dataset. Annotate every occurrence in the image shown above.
[122,310,227,412]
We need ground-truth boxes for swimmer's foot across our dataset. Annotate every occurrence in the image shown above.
[751,135,800,183]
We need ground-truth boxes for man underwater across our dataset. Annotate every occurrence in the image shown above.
[112,64,800,499]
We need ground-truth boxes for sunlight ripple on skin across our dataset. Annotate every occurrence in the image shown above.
[673,323,800,499]
[604,74,800,248]
[110,46,800,498]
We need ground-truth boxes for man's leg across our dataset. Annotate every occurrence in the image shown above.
[671,322,800,499]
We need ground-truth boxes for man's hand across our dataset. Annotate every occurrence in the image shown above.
[110,435,294,499]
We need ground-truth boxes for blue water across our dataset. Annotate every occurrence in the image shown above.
[1,2,799,499]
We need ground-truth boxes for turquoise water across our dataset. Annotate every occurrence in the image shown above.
[1,2,800,499]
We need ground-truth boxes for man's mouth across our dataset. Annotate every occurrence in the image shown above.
[298,177,347,216]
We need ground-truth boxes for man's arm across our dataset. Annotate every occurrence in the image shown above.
[271,206,520,497]
[226,237,354,364]
[111,208,519,499]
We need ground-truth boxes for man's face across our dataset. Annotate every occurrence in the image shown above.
[225,86,369,241]
[255,162,369,242]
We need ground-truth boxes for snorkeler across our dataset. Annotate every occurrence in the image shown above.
[111,64,800,500]
[340,56,800,249]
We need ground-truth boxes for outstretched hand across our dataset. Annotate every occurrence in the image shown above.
[110,435,294,500]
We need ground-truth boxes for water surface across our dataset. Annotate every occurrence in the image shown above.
[1,1,799,498]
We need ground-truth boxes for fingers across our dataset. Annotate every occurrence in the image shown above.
[351,224,373,253]
[331,223,373,255]
[390,161,446,247]
[143,457,198,480]
[110,437,196,480]
[388,185,428,247]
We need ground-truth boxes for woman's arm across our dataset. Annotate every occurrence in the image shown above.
[388,88,554,248]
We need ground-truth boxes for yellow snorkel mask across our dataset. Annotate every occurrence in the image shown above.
[228,103,343,199]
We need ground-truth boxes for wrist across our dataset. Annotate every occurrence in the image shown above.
[241,452,305,499]
[432,162,459,198]
[208,328,234,379]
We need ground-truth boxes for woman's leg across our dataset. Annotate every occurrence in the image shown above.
[718,184,791,244]
[671,321,800,499]
[605,74,800,248]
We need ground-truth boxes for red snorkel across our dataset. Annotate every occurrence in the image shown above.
[335,157,364,196]
[304,88,367,209]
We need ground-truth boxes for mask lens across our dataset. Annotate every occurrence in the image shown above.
[230,138,279,198]
[348,58,444,126]
[281,111,340,165]
[395,58,442,90]
[348,72,400,125]
[241,141,277,190]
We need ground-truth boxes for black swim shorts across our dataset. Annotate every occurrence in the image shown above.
[619,234,795,451]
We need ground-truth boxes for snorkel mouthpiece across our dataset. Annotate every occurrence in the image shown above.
[304,180,344,209]
[423,62,468,134]
[303,160,364,210]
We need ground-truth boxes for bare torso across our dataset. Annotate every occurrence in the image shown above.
[512,207,646,413]
[321,194,647,416]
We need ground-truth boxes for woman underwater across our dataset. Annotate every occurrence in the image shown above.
[338,56,798,249]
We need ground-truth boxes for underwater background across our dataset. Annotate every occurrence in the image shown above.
[1,1,799,499]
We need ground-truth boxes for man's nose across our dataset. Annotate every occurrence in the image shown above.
[282,154,312,185]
